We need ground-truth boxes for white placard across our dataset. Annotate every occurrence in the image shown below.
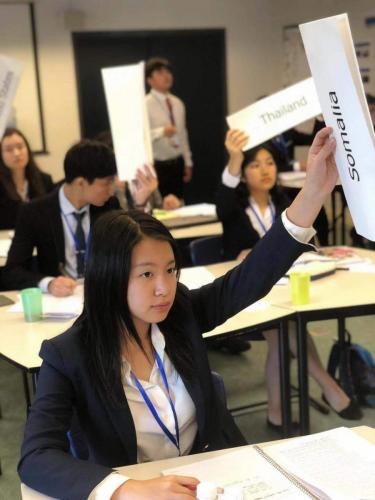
[226,78,321,150]
[0,55,23,138]
[300,14,375,241]
[102,61,153,181]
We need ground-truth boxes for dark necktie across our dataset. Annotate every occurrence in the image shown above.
[165,97,176,125]
[73,212,86,278]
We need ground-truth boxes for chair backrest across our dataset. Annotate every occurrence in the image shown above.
[189,236,223,266]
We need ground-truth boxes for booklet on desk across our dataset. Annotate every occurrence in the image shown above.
[163,427,375,499]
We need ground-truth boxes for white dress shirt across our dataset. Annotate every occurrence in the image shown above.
[246,197,276,238]
[145,89,193,167]
[38,185,90,292]
[90,189,316,498]
[89,323,197,499]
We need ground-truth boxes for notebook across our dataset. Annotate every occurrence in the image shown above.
[163,427,375,499]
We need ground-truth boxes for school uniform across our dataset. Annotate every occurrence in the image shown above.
[18,216,312,500]
[146,89,193,198]
[216,167,290,260]
[0,171,54,230]
[2,187,119,291]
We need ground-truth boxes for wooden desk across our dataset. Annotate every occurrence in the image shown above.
[20,425,375,499]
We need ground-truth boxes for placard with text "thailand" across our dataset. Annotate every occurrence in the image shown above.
[0,55,22,139]
[102,61,153,182]
[226,78,321,151]
[300,14,375,241]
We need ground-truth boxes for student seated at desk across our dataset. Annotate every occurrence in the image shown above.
[216,129,362,430]
[0,128,54,230]
[2,140,119,296]
[115,165,181,212]
[20,128,346,499]
[95,130,181,211]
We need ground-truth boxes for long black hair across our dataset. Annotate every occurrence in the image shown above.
[236,142,288,209]
[0,128,47,200]
[78,209,193,404]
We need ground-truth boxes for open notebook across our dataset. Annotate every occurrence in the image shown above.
[163,427,375,499]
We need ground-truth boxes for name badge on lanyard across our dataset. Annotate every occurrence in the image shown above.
[249,202,275,235]
[131,351,181,455]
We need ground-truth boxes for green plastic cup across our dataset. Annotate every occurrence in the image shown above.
[289,272,310,306]
[21,288,43,322]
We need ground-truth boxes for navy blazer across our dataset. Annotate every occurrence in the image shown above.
[2,188,120,290]
[0,170,55,230]
[18,218,310,500]
[216,182,290,260]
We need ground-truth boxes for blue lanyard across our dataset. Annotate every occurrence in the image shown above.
[249,202,275,235]
[61,211,91,262]
[130,351,180,455]
[272,135,289,160]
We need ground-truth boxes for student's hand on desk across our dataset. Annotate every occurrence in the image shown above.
[287,127,337,228]
[164,125,177,137]
[132,165,158,207]
[111,475,199,499]
[225,129,249,176]
[48,276,76,297]
[163,194,182,210]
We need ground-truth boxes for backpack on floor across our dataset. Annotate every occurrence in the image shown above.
[327,330,375,408]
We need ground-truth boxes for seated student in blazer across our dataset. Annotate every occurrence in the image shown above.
[2,140,119,296]
[216,129,362,430]
[0,128,55,230]
[20,128,343,499]
[95,130,181,211]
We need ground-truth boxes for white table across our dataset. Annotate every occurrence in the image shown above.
[0,286,295,432]
[208,248,375,434]
[171,221,222,240]
[0,229,13,267]
[20,425,375,499]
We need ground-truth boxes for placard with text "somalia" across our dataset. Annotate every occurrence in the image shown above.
[226,78,321,151]
[300,13,375,241]
[0,55,22,139]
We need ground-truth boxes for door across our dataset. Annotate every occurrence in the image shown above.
[73,29,227,203]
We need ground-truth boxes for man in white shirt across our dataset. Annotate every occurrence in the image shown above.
[145,57,193,200]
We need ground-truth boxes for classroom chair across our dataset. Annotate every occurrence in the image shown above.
[189,236,223,266]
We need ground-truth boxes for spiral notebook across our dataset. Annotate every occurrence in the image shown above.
[163,427,375,499]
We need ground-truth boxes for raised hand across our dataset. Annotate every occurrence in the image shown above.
[132,165,159,208]
[225,129,249,176]
[287,127,337,228]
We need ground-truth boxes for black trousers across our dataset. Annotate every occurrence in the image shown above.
[154,156,185,199]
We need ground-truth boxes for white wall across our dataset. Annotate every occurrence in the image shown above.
[3,0,375,179]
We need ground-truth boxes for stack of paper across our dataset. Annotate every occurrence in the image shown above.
[8,286,84,319]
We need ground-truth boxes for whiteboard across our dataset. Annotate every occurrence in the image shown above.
[0,3,46,152]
